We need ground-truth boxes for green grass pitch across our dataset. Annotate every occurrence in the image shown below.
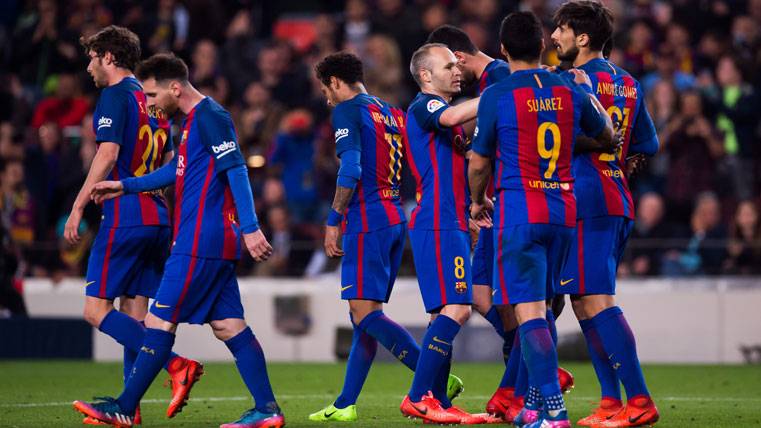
[1,361,760,427]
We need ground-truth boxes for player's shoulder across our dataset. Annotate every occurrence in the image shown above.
[98,77,139,105]
[581,59,637,82]
[488,59,511,79]
[197,97,233,125]
[409,92,448,115]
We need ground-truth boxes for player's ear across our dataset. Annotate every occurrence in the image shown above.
[421,69,432,84]
[500,45,508,60]
[454,51,466,65]
[103,51,114,66]
[540,38,546,54]
[577,33,590,49]
[330,76,341,91]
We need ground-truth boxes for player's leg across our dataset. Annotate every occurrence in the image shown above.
[209,266,284,428]
[401,229,474,424]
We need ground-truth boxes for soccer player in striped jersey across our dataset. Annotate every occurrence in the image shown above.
[469,12,616,428]
[64,26,200,424]
[551,2,660,426]
[76,53,284,428]
[308,52,464,423]
[427,25,575,422]
[399,43,487,425]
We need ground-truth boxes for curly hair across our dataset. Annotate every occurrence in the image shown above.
[80,25,141,71]
[314,52,364,86]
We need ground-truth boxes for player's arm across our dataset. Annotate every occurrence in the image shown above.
[438,97,480,128]
[91,156,178,204]
[468,92,496,228]
[64,142,120,244]
[574,90,617,154]
[325,104,362,258]
[629,102,659,156]
[206,112,272,261]
[65,91,127,244]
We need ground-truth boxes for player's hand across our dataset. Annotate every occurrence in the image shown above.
[610,126,625,154]
[470,197,494,228]
[243,229,273,262]
[64,208,83,245]
[324,225,344,258]
[91,180,125,204]
[568,68,592,90]
[468,218,480,250]
[542,64,558,73]
[625,153,647,177]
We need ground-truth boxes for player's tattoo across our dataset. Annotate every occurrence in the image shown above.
[331,185,355,214]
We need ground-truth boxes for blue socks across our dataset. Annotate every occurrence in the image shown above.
[519,318,564,411]
[546,309,558,345]
[117,328,175,414]
[408,315,460,401]
[484,306,505,337]
[431,354,453,408]
[358,310,420,371]
[334,323,377,408]
[592,307,650,399]
[580,318,621,401]
[500,331,521,389]
[225,327,278,413]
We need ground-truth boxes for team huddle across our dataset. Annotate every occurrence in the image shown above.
[67,2,659,428]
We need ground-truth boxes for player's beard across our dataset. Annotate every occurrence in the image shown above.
[556,44,579,62]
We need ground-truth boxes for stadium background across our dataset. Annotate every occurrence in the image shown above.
[1,1,761,427]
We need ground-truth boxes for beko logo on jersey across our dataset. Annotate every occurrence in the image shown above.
[212,141,237,158]
[334,128,349,143]
[427,99,445,112]
[473,126,479,137]
[97,116,112,129]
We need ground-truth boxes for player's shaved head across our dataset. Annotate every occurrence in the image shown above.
[80,25,141,71]
[136,53,189,84]
[410,43,448,86]
[426,25,478,55]
[553,1,614,53]
[500,12,544,62]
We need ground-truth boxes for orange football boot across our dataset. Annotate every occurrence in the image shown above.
[83,406,141,425]
[577,398,623,426]
[400,392,461,424]
[165,357,204,418]
[597,395,659,427]
[485,387,514,418]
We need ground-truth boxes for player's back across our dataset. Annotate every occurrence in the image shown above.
[405,92,469,231]
[574,58,655,219]
[479,59,511,93]
[94,77,171,228]
[477,68,598,228]
[332,93,406,233]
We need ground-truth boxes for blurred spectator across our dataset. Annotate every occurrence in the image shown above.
[256,40,311,108]
[363,34,407,106]
[255,204,316,276]
[0,219,27,317]
[237,81,285,155]
[342,0,372,54]
[190,39,229,105]
[142,0,189,54]
[220,9,261,101]
[665,22,694,74]
[706,54,759,201]
[663,192,727,276]
[620,20,655,78]
[1,158,35,248]
[661,91,724,223]
[269,110,323,224]
[723,200,761,274]
[620,192,670,277]
[641,44,696,95]
[30,73,90,130]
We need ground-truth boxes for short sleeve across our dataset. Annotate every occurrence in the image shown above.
[409,94,449,132]
[332,102,362,156]
[576,88,606,138]
[471,89,498,157]
[200,109,245,174]
[94,88,128,144]
[630,100,659,155]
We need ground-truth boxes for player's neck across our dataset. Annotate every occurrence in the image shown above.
[508,59,541,72]
[178,85,206,115]
[573,50,605,68]
[473,51,494,80]
[423,87,452,102]
[107,68,134,86]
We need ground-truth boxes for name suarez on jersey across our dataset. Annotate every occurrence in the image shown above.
[596,81,637,99]
[527,96,563,112]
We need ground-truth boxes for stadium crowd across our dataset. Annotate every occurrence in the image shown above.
[1,0,761,284]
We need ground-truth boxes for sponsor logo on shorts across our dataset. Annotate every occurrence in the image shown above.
[84,281,95,287]
[560,278,574,286]
[340,284,354,292]
[155,302,171,308]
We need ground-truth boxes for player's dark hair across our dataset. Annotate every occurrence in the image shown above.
[553,1,614,52]
[80,25,141,71]
[499,12,544,62]
[314,52,364,87]
[136,53,190,83]
[426,25,478,55]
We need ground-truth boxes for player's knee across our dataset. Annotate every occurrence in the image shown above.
[144,312,176,333]
[210,318,247,341]
[441,304,471,325]
[119,297,148,321]
[570,297,586,320]
[471,290,492,316]
[582,295,616,318]
[83,300,112,327]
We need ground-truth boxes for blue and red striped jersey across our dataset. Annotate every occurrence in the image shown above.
[93,77,172,228]
[478,59,511,198]
[332,93,406,233]
[478,59,511,94]
[172,97,245,260]
[472,68,607,228]
[573,58,658,220]
[405,92,469,231]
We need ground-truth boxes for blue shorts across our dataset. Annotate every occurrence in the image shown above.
[150,254,244,324]
[493,224,573,305]
[559,216,633,296]
[410,229,472,313]
[85,226,170,300]
[341,223,406,302]
[472,227,494,286]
